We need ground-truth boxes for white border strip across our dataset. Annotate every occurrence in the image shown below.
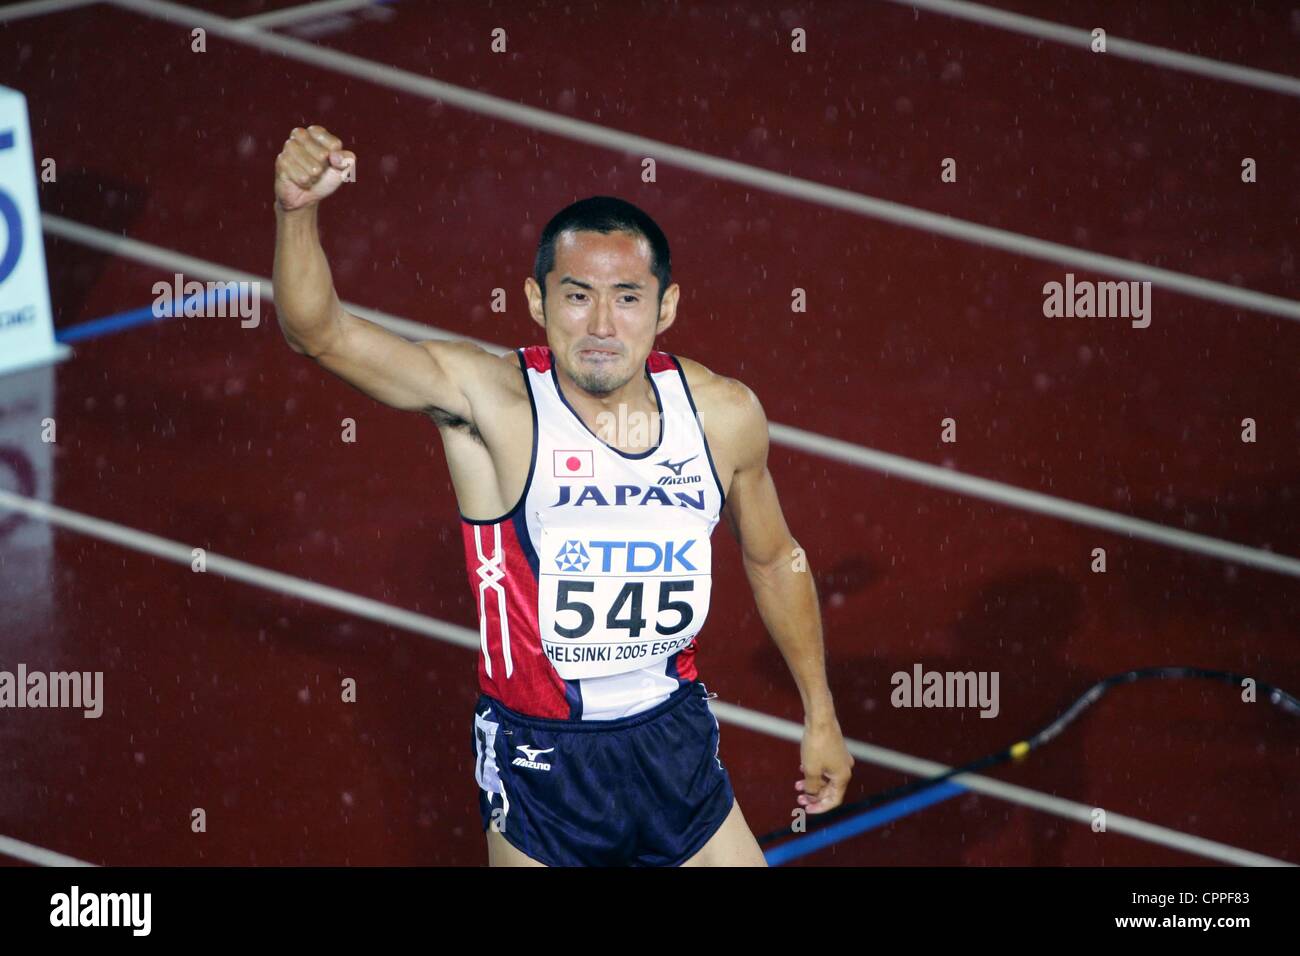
[43,213,1300,582]
[885,0,1300,98]
[238,0,386,29]
[103,0,1300,323]
[0,0,97,22]
[0,488,1289,867]
[0,833,96,867]
[10,0,1293,874]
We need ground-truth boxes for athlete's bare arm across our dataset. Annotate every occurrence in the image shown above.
[271,125,503,419]
[681,358,855,815]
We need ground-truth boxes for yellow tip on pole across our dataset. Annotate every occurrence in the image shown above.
[1010,741,1030,761]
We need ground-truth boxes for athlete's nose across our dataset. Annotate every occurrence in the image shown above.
[586,298,617,339]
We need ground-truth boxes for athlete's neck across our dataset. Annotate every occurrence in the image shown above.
[554,361,661,449]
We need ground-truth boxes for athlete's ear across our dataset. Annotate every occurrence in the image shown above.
[525,276,546,329]
[655,282,680,335]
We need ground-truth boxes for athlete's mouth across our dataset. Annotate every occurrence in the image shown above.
[578,348,620,360]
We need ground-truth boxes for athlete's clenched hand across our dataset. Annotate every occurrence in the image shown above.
[275,125,356,212]
[796,719,853,814]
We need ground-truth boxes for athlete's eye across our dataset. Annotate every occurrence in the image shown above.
[567,293,588,303]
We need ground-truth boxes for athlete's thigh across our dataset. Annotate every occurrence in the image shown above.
[486,827,547,867]
[680,799,767,867]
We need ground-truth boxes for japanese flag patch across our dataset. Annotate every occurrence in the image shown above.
[553,449,594,478]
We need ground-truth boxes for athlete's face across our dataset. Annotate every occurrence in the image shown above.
[526,229,678,396]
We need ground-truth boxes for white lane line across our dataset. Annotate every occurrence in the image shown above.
[0,488,1288,867]
[238,0,386,29]
[0,489,479,650]
[43,216,503,355]
[769,423,1300,580]
[884,0,1300,98]
[712,703,1293,868]
[0,834,97,867]
[43,213,1300,582]
[104,0,1300,323]
[0,0,97,21]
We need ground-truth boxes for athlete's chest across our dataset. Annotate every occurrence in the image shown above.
[516,357,723,677]
[525,369,724,523]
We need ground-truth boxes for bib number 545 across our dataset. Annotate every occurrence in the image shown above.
[554,579,695,639]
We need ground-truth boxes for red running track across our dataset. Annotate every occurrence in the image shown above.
[0,1,1296,866]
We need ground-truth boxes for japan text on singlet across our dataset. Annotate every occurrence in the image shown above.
[458,345,727,721]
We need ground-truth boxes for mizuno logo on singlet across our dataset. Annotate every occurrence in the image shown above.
[656,455,698,476]
[512,744,554,771]
[655,455,703,486]
[551,484,706,508]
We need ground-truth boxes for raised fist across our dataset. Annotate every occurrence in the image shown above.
[275,125,356,212]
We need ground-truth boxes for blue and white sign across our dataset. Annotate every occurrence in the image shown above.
[0,86,67,377]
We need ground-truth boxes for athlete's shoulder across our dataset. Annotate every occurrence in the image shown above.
[668,354,767,464]
[517,343,553,372]
[671,354,763,420]
[417,340,529,399]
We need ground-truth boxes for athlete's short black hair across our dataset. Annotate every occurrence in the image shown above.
[533,196,671,304]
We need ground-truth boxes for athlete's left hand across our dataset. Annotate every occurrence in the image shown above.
[796,718,853,813]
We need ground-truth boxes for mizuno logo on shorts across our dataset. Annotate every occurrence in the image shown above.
[512,744,555,771]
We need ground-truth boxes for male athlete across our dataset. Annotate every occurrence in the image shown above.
[272,125,853,867]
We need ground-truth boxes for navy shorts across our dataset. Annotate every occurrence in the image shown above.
[472,680,735,867]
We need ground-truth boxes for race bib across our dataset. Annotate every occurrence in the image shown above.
[538,524,711,679]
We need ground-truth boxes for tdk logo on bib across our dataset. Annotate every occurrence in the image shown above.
[553,539,697,574]
[538,524,713,681]
[555,540,590,572]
